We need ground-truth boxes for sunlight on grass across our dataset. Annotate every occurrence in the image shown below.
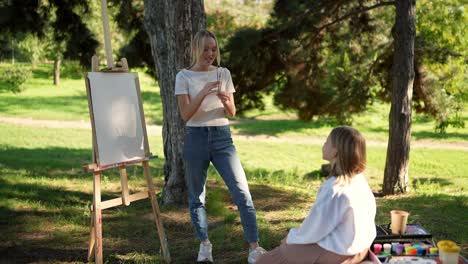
[0,63,162,124]
[1,62,467,261]
[1,63,467,142]
[1,123,466,262]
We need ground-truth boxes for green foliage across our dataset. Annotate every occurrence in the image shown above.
[372,0,467,132]
[207,10,238,48]
[410,0,466,132]
[223,0,467,131]
[435,107,465,134]
[60,60,86,79]
[0,65,32,93]
[417,0,466,58]
[13,34,45,64]
[224,0,382,121]
[0,0,99,66]
[206,0,272,49]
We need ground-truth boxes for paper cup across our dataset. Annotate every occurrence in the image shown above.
[437,240,461,264]
[390,210,409,235]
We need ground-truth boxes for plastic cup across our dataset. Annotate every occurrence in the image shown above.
[396,244,404,255]
[429,247,438,255]
[383,244,391,254]
[392,242,400,253]
[405,246,412,255]
[415,246,424,255]
[437,240,461,264]
[373,243,382,254]
[390,210,409,235]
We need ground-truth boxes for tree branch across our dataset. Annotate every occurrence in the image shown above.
[318,1,396,32]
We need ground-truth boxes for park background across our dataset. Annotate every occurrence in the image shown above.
[0,0,466,263]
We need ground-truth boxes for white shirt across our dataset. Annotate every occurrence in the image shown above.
[286,174,376,256]
[174,67,235,127]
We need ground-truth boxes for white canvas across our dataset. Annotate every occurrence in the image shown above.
[87,72,147,166]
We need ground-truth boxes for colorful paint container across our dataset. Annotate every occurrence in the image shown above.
[373,243,382,254]
[429,247,438,255]
[384,244,392,254]
[391,242,400,253]
[395,244,404,255]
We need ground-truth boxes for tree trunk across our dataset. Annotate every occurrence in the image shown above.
[54,57,61,87]
[144,0,206,205]
[383,0,415,195]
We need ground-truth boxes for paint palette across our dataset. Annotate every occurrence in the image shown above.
[388,257,437,264]
[376,224,433,241]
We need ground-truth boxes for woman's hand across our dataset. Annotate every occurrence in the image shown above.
[201,81,220,97]
[217,91,236,117]
[217,91,231,105]
[176,81,220,122]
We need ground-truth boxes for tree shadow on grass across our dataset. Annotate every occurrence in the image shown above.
[31,66,51,79]
[411,177,452,187]
[231,118,338,137]
[1,164,300,263]
[412,131,468,141]
[367,127,468,141]
[159,182,305,263]
[0,95,90,117]
[0,146,91,179]
[0,179,92,263]
[0,178,93,210]
[0,177,168,263]
[0,146,165,181]
[29,64,84,80]
[0,245,88,264]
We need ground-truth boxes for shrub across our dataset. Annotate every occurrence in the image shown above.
[1,65,32,93]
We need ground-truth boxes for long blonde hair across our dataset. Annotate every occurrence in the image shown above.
[189,29,221,68]
[329,126,366,184]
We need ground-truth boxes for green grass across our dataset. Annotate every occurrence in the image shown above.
[0,123,466,263]
[1,63,467,143]
[234,98,468,142]
[0,63,163,124]
[1,62,467,262]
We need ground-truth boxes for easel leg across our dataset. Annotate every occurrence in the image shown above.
[93,172,103,264]
[143,161,171,263]
[120,165,130,206]
[87,211,95,261]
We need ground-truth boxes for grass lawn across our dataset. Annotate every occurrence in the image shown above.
[1,63,467,143]
[0,123,466,263]
[0,63,467,263]
[0,63,162,125]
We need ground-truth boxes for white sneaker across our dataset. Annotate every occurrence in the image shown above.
[197,241,213,262]
[248,246,267,264]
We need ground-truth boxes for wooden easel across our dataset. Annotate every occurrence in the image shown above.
[83,1,171,263]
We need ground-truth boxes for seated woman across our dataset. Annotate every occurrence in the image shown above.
[256,126,376,264]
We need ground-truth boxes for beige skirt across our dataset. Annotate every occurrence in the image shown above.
[255,243,368,264]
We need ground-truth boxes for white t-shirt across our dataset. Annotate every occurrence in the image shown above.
[175,67,235,127]
[286,174,376,256]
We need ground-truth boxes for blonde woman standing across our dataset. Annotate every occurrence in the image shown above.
[175,29,266,263]
[257,126,376,264]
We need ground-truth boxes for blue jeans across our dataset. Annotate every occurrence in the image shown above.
[183,125,259,243]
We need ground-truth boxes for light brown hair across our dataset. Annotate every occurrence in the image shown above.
[190,29,221,68]
[329,126,366,184]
